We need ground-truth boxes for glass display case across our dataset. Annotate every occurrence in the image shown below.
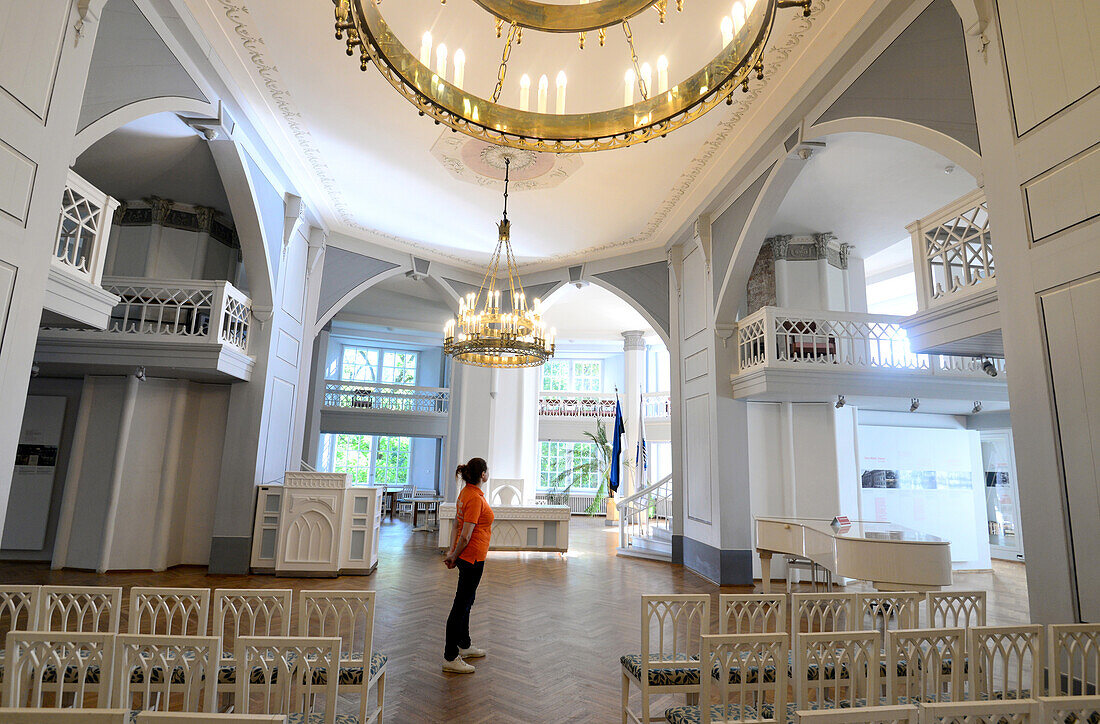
[981,431,1025,561]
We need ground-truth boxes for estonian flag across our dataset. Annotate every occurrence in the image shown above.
[609,396,625,496]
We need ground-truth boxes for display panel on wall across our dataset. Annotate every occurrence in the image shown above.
[857,425,991,571]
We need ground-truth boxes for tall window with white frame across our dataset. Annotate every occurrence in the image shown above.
[539,440,599,490]
[540,359,603,393]
[327,433,412,486]
[341,345,419,385]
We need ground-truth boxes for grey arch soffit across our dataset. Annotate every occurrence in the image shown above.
[814,0,979,153]
[594,262,671,339]
[79,0,208,131]
[317,248,400,323]
[711,161,777,301]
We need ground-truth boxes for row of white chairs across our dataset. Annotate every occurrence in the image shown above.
[621,593,1098,724]
[0,586,386,723]
[795,697,1100,723]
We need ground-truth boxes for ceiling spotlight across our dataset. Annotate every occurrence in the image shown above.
[835,394,845,409]
[972,401,983,414]
[134,366,147,382]
[909,397,920,413]
[981,358,998,377]
[944,164,956,174]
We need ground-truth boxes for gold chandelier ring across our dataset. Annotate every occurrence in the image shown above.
[344,0,777,153]
[470,0,657,33]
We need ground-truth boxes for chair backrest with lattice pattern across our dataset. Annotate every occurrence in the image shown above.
[699,633,787,723]
[38,586,122,633]
[1047,623,1100,696]
[792,593,856,633]
[1034,696,1100,724]
[127,587,211,636]
[213,589,292,667]
[4,631,116,709]
[796,705,918,724]
[719,594,786,635]
[234,636,339,724]
[298,590,374,668]
[113,634,219,713]
[856,592,921,633]
[917,700,1034,723]
[792,630,881,710]
[967,624,1043,701]
[0,587,40,655]
[640,594,709,684]
[885,628,965,704]
[926,591,986,629]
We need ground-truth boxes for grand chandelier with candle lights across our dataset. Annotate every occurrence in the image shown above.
[443,157,555,368]
[332,0,811,153]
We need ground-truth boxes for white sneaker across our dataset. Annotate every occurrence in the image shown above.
[442,657,476,674]
[459,645,486,658]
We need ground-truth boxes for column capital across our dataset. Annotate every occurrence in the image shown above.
[622,330,647,351]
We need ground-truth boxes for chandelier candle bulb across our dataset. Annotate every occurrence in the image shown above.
[657,55,669,93]
[419,31,432,66]
[453,49,465,89]
[435,43,447,78]
[721,15,733,45]
[556,71,567,114]
[732,2,746,34]
[519,74,531,111]
[537,74,548,114]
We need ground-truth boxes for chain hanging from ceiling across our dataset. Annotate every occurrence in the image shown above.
[332,0,812,153]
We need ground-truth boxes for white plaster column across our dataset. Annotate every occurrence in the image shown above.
[144,197,172,277]
[191,206,214,278]
[622,330,647,497]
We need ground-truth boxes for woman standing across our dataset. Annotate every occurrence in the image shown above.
[442,457,494,673]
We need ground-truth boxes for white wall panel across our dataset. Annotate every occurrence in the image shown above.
[682,247,707,338]
[0,0,70,119]
[998,0,1100,134]
[1041,276,1100,620]
[684,393,712,525]
[261,377,296,486]
[0,141,35,224]
[0,260,14,345]
[1024,142,1100,242]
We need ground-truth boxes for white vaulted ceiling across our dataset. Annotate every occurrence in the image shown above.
[178,0,843,269]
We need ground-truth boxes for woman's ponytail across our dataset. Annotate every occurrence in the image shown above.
[456,457,487,485]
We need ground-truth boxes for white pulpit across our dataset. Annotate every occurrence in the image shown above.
[438,503,570,553]
[249,472,381,576]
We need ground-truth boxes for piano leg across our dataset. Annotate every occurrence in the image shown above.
[760,552,772,593]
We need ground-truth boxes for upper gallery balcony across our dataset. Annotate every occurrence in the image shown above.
[538,391,672,441]
[320,380,450,437]
[902,190,1002,357]
[731,305,1007,404]
[42,170,121,329]
[36,276,255,381]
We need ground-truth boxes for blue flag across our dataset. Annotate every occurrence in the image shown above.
[609,397,625,496]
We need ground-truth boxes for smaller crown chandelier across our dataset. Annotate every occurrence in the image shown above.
[444,157,555,368]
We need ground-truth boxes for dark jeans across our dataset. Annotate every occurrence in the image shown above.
[444,558,485,661]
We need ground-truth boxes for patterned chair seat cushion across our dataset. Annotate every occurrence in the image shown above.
[307,652,388,685]
[284,714,363,724]
[128,665,190,685]
[712,661,779,684]
[621,653,701,686]
[978,689,1032,700]
[665,703,762,723]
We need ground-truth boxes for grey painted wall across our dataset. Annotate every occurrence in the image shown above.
[317,249,399,323]
[711,163,776,302]
[595,262,671,339]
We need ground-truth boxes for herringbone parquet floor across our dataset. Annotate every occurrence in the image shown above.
[0,517,1028,723]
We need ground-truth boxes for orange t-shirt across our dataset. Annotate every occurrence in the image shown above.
[455,483,494,563]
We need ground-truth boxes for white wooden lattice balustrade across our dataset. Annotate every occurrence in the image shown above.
[323,380,449,414]
[908,189,994,309]
[537,391,671,419]
[52,170,118,286]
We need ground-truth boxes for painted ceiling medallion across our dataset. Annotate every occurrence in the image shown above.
[431,134,582,190]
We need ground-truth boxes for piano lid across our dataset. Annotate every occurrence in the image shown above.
[755,516,946,545]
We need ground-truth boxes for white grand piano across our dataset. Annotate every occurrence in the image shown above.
[755,516,952,592]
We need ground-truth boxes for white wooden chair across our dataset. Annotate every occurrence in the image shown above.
[1047,623,1100,696]
[213,589,293,697]
[234,636,340,724]
[719,595,786,635]
[135,714,287,722]
[917,700,1035,723]
[396,484,415,516]
[299,591,386,723]
[885,628,965,705]
[925,592,986,629]
[795,705,918,723]
[37,586,122,633]
[127,587,211,636]
[792,630,881,711]
[621,594,710,724]
[0,586,41,705]
[3,631,116,710]
[856,593,922,636]
[113,634,219,714]
[664,633,788,724]
[0,708,128,722]
[1034,695,1100,723]
[967,625,1043,702]
[791,593,856,634]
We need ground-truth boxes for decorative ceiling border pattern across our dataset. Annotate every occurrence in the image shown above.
[210,0,831,270]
